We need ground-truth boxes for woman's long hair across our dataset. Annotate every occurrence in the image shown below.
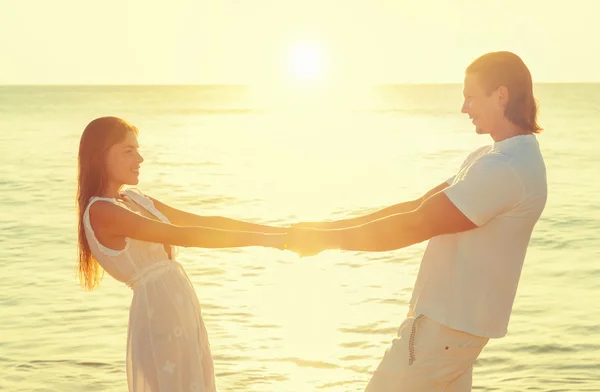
[76,116,138,290]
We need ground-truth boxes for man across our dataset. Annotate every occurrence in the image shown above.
[288,51,548,391]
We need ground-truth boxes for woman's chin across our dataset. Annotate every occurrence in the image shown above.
[124,176,140,186]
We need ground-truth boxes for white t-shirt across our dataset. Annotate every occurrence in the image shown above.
[410,134,547,338]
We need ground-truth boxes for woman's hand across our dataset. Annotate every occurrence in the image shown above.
[285,227,330,257]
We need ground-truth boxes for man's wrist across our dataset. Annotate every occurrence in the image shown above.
[326,229,344,250]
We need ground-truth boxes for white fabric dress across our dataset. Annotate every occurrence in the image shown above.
[83,188,217,392]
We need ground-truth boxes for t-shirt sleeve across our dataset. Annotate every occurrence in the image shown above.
[445,145,491,187]
[443,159,524,227]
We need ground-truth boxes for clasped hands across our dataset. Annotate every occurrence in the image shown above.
[280,222,336,258]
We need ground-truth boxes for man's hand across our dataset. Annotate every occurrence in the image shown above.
[285,227,329,257]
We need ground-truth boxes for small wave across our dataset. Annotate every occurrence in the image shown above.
[476,356,511,366]
[211,353,252,362]
[196,196,240,206]
[276,357,339,369]
[77,361,114,368]
[13,359,114,369]
[566,323,600,335]
[320,379,362,389]
[512,343,578,354]
[339,354,370,361]
[339,340,375,349]
[248,323,280,329]
[339,323,397,336]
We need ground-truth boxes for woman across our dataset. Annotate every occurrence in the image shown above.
[76,116,287,392]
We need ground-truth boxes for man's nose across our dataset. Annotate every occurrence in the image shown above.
[461,101,469,114]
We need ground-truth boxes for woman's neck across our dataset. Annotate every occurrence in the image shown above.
[102,182,123,199]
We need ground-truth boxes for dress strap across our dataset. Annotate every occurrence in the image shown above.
[122,188,170,223]
[121,188,177,259]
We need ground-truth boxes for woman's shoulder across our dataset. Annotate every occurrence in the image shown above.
[122,187,155,208]
[122,187,151,200]
[122,187,144,197]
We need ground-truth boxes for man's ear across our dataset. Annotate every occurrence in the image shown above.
[497,85,509,108]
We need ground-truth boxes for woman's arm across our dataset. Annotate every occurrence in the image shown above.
[147,196,288,234]
[90,201,286,249]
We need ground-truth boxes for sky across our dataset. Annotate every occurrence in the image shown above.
[1,0,599,85]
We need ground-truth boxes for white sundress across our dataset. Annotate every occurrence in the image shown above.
[83,188,217,392]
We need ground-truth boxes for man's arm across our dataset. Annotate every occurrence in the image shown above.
[294,181,451,229]
[289,190,476,253]
[312,159,523,253]
[333,190,476,251]
[148,196,287,234]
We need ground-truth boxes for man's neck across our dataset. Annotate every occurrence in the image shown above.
[490,121,530,142]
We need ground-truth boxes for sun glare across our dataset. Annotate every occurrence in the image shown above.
[286,42,326,84]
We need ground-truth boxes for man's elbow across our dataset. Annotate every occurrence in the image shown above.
[380,211,432,250]
[412,208,439,242]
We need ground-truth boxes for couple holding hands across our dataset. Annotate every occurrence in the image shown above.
[77,50,547,392]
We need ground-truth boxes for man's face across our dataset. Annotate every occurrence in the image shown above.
[461,73,504,134]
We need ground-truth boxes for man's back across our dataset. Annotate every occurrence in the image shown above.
[410,134,547,338]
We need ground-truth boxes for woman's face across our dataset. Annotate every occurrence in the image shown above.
[105,130,144,187]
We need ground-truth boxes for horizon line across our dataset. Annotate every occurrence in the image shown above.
[1,81,599,87]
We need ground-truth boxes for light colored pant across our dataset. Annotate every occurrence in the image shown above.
[364,312,488,392]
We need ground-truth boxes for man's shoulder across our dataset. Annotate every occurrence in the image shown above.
[473,144,493,154]
[460,145,493,168]
[475,146,546,198]
[468,149,512,170]
[468,145,493,158]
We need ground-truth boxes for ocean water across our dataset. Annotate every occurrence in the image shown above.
[0,84,598,391]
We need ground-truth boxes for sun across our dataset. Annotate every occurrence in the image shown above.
[285,42,327,84]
